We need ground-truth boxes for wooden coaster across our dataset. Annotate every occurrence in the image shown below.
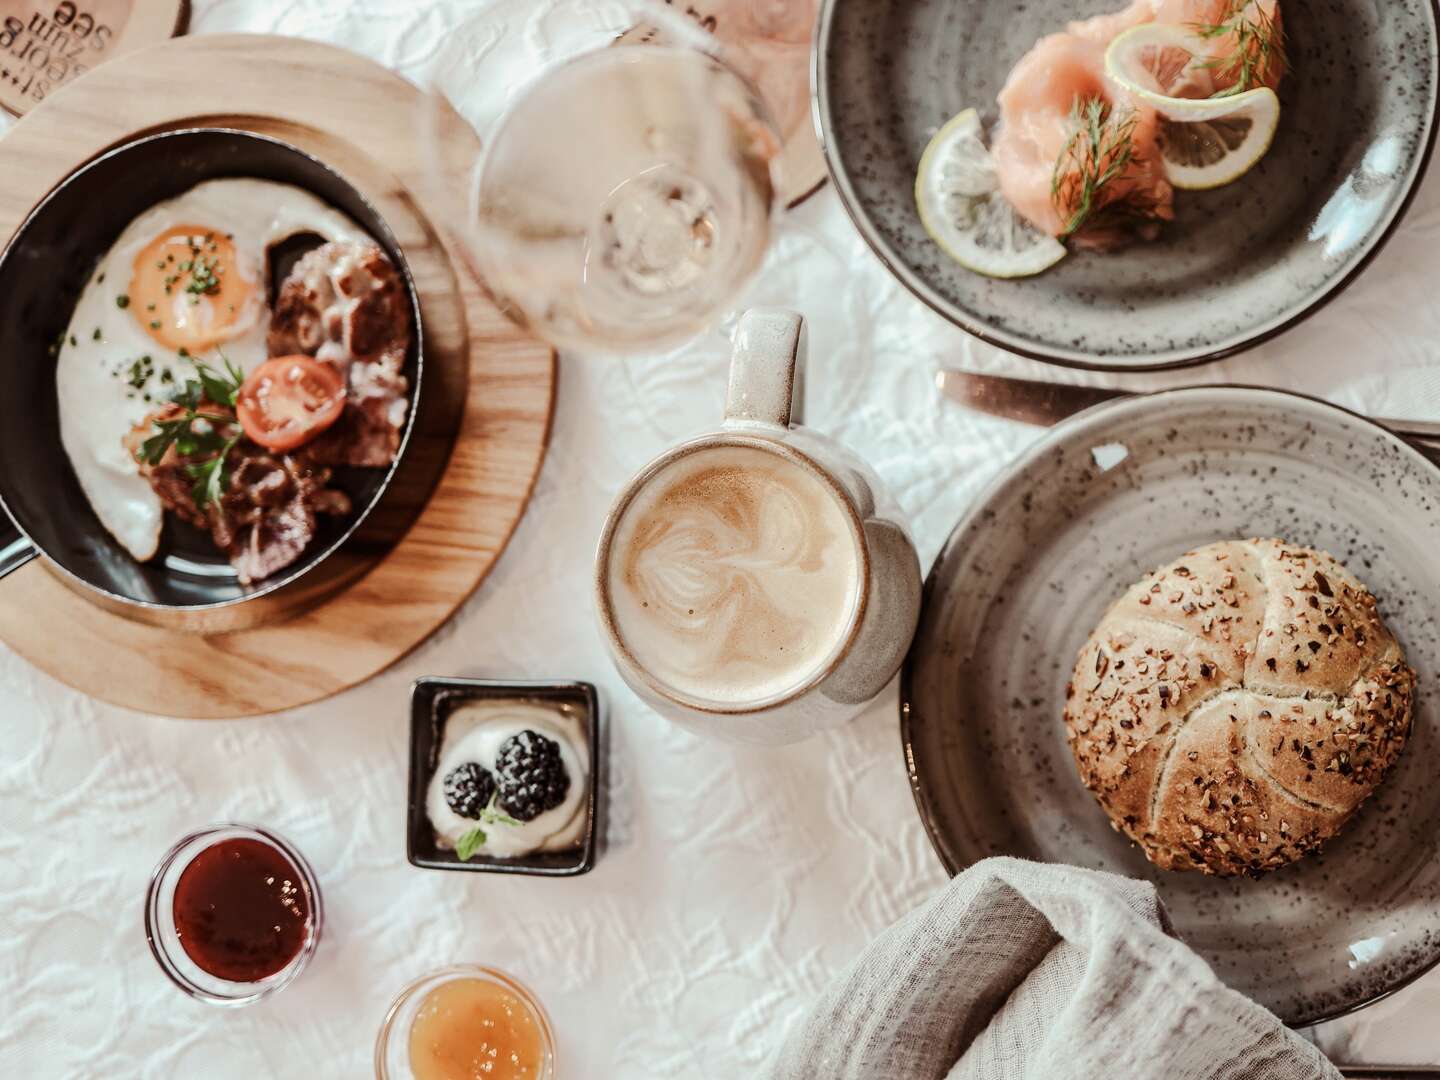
[619,0,825,207]
[0,0,187,116]
[695,0,827,208]
[0,34,556,718]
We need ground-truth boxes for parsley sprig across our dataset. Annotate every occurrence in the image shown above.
[454,795,522,861]
[136,352,247,510]
[1193,0,1286,97]
[1051,96,1142,239]
[185,432,243,509]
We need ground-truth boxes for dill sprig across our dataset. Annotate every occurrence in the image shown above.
[1193,0,1287,97]
[1051,96,1140,239]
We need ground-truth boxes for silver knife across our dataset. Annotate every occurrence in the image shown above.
[937,369,1440,452]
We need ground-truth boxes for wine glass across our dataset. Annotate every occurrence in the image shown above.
[420,0,787,354]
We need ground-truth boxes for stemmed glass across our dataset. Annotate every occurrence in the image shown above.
[420,0,793,354]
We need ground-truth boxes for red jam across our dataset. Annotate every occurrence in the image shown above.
[172,837,311,982]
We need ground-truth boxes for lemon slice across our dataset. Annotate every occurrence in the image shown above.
[915,108,1067,279]
[1153,91,1279,190]
[1105,23,1281,191]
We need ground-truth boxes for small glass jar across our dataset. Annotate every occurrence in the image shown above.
[144,823,322,1007]
[375,965,557,1079]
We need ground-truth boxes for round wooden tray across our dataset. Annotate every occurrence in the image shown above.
[0,34,556,718]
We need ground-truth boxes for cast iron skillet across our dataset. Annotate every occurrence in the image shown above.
[0,129,458,632]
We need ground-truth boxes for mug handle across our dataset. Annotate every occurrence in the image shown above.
[0,508,38,582]
[724,308,807,430]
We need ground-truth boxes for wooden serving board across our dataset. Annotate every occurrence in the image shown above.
[0,34,557,718]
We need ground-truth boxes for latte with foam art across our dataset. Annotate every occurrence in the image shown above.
[605,444,862,706]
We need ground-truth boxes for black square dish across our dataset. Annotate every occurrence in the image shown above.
[408,678,602,876]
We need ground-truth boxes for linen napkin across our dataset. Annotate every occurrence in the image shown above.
[767,857,1338,1080]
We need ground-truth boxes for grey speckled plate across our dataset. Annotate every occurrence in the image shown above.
[816,0,1440,370]
[901,387,1440,1025]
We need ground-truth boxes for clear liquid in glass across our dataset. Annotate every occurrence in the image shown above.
[471,46,778,353]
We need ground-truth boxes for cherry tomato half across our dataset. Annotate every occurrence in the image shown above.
[236,355,347,452]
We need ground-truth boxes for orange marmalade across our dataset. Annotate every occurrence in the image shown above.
[408,978,545,1080]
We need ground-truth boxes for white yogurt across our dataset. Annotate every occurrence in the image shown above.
[426,700,589,858]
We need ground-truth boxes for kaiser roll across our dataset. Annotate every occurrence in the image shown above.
[1064,538,1416,877]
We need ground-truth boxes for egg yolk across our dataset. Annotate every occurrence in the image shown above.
[128,225,252,351]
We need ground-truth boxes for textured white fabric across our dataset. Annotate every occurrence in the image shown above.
[767,859,1339,1080]
[0,1,1436,1076]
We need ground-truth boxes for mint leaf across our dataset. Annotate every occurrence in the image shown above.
[479,793,520,828]
[483,807,520,828]
[455,827,487,861]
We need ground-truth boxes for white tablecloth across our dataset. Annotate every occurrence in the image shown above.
[2,2,1438,1075]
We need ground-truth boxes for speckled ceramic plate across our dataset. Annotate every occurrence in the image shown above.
[901,387,1440,1024]
[816,0,1440,370]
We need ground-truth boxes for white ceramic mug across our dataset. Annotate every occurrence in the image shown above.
[594,308,922,744]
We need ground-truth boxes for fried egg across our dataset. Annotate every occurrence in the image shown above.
[56,179,367,562]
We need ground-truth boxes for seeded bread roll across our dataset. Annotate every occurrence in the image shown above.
[1064,538,1416,877]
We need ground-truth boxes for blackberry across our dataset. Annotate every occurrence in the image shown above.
[494,730,570,822]
[443,761,496,820]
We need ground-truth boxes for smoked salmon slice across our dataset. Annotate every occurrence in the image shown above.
[992,31,1173,247]
[990,0,1282,248]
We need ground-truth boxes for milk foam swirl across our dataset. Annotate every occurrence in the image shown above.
[608,446,860,705]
